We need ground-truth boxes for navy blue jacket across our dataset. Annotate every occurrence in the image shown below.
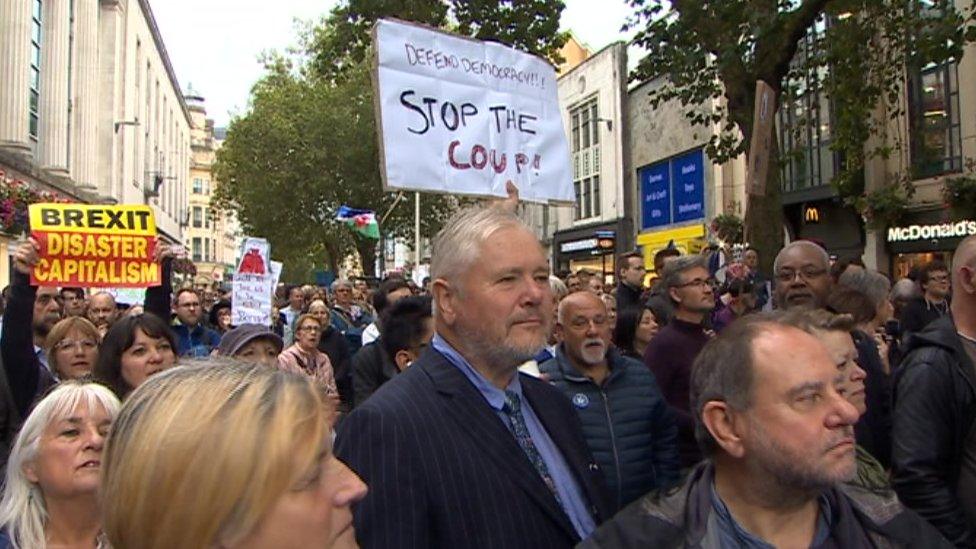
[540,346,680,511]
[172,322,221,357]
[335,347,613,549]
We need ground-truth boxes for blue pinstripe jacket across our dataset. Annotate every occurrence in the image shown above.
[335,347,614,549]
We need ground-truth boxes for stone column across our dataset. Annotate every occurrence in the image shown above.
[0,0,32,154]
[71,0,99,188]
[37,0,71,174]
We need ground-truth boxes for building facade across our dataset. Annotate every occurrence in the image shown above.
[524,41,632,282]
[0,0,189,286]
[184,93,240,288]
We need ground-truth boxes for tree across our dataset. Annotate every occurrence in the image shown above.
[216,0,570,280]
[626,0,975,272]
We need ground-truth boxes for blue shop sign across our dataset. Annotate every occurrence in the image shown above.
[672,149,705,223]
[640,161,671,229]
[639,148,706,230]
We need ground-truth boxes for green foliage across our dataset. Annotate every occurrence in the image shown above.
[710,213,745,244]
[307,0,568,82]
[944,159,976,219]
[625,0,975,270]
[857,179,912,230]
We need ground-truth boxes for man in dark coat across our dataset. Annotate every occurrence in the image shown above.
[336,206,612,548]
[892,237,976,546]
[582,316,950,548]
[614,250,646,313]
[540,291,679,510]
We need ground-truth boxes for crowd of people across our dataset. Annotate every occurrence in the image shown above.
[0,193,970,547]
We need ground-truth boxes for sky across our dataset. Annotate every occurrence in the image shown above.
[149,0,637,127]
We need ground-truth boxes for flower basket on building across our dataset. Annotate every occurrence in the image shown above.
[859,184,910,230]
[710,214,744,245]
[0,171,72,237]
[944,173,976,220]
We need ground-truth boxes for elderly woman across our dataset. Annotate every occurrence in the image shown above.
[278,314,339,400]
[0,381,121,548]
[100,360,367,549]
[45,317,101,381]
[215,324,283,368]
[91,315,178,400]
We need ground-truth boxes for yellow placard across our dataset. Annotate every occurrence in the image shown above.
[29,203,156,236]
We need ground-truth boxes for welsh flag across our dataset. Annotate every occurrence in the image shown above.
[335,205,380,239]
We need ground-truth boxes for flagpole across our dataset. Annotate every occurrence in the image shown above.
[414,192,421,270]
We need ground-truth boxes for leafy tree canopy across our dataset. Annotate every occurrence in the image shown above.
[626,0,975,271]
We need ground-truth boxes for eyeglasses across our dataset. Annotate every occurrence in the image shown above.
[674,278,716,290]
[54,339,98,352]
[927,274,949,283]
[775,267,828,283]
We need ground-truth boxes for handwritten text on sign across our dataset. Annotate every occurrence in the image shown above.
[373,19,573,203]
[29,204,160,288]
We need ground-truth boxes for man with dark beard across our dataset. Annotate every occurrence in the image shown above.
[336,205,612,548]
[540,291,679,511]
[581,316,950,548]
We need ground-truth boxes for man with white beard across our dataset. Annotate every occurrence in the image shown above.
[540,291,680,511]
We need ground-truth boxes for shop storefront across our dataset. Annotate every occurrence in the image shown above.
[636,224,707,275]
[784,199,864,261]
[552,219,631,283]
[636,147,708,276]
[886,210,976,278]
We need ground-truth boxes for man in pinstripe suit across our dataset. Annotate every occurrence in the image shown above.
[336,205,613,548]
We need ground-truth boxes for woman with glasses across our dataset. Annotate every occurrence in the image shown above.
[45,317,100,381]
[278,314,339,402]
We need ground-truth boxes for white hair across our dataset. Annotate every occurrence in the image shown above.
[549,276,568,301]
[430,207,529,284]
[330,279,352,292]
[773,240,830,273]
[0,382,120,549]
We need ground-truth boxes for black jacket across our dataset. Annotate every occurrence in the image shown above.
[891,315,976,547]
[852,329,892,469]
[318,326,352,410]
[580,462,951,548]
[351,339,398,407]
[615,282,643,313]
[539,346,680,510]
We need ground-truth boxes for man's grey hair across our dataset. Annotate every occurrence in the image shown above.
[330,279,352,292]
[890,278,919,302]
[692,313,785,455]
[838,269,891,310]
[549,275,568,301]
[773,240,830,273]
[90,291,117,305]
[662,255,708,290]
[430,206,531,283]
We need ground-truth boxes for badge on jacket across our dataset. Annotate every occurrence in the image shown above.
[572,393,589,409]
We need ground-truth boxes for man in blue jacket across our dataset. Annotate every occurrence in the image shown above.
[171,288,221,357]
[540,290,680,510]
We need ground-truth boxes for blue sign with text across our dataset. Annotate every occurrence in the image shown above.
[672,149,705,223]
[640,161,671,230]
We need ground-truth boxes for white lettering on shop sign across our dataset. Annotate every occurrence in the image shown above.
[887,220,976,242]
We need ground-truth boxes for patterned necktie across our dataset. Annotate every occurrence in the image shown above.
[502,390,562,504]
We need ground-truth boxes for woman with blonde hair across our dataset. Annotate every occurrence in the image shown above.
[100,360,366,549]
[45,317,100,381]
[0,381,121,548]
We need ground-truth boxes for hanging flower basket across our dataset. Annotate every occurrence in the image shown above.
[858,185,909,230]
[709,213,744,244]
[944,174,976,220]
[0,171,73,237]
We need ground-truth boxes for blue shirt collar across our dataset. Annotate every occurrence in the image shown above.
[431,332,522,412]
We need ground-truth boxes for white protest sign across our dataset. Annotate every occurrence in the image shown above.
[102,287,146,306]
[372,19,574,204]
[232,237,274,326]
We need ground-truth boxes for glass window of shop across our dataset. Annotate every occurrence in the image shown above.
[571,97,602,220]
[908,60,961,178]
[778,15,842,193]
[891,251,951,280]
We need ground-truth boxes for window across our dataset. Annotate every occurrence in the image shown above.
[29,0,42,141]
[778,16,841,192]
[570,97,602,220]
[204,179,210,195]
[909,61,961,177]
[204,238,210,262]
[192,206,202,228]
[191,238,202,262]
[204,207,211,229]
[193,178,202,194]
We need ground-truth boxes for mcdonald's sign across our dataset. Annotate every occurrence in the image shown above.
[804,206,821,224]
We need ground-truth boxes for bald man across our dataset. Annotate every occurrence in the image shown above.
[539,292,680,510]
[772,241,833,310]
[892,235,976,546]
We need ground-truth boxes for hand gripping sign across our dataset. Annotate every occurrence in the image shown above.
[28,204,160,288]
[372,19,574,204]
